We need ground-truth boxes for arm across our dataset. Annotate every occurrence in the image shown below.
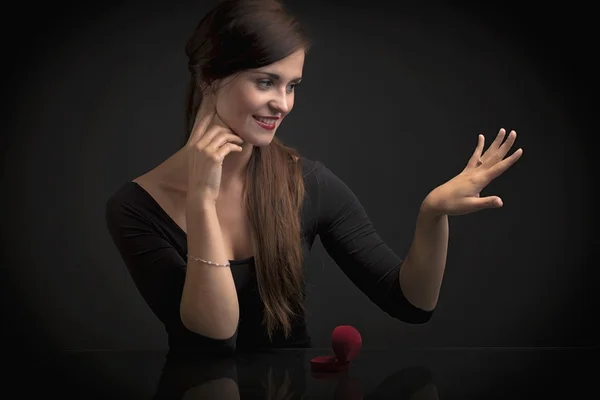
[399,129,524,311]
[182,195,239,340]
[104,192,238,353]
[398,200,448,312]
[314,162,434,324]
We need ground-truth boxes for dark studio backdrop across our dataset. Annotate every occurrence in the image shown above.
[1,0,595,353]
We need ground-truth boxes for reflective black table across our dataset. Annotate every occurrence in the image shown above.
[13,347,595,399]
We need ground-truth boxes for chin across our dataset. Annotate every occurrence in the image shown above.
[244,135,275,148]
[236,124,277,147]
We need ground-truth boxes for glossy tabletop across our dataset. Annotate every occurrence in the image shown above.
[10,347,595,399]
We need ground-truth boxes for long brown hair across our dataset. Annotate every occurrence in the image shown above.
[184,0,312,340]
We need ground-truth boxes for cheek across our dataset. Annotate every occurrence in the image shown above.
[228,89,261,119]
[215,92,257,134]
[216,92,245,123]
[239,90,265,113]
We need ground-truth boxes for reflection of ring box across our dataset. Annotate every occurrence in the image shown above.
[310,355,350,373]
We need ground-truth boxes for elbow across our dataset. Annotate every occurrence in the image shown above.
[383,297,435,324]
[387,308,434,324]
[386,273,436,324]
[396,309,434,324]
[180,307,239,341]
[403,299,436,324]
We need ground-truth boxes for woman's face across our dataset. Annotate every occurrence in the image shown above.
[212,49,305,147]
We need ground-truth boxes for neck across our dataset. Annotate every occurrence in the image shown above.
[221,141,254,187]
[152,142,254,196]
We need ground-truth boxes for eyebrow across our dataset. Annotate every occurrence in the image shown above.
[255,72,302,82]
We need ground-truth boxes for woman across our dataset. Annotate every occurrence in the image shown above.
[105,0,523,355]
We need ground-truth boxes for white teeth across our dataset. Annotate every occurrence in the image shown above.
[255,116,276,125]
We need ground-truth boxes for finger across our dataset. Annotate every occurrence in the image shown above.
[196,110,235,147]
[475,195,504,210]
[493,130,517,163]
[461,195,503,214]
[480,128,506,162]
[467,134,485,168]
[188,108,216,146]
[195,125,229,149]
[485,147,524,181]
[206,132,245,153]
[214,142,244,160]
[187,95,217,145]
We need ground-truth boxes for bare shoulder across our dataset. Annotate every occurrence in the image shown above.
[132,173,188,232]
[132,173,154,191]
[132,173,171,206]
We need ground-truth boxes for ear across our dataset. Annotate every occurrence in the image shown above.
[198,79,215,94]
[204,80,220,111]
[203,79,222,95]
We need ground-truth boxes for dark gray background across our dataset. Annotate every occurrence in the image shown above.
[2,0,595,352]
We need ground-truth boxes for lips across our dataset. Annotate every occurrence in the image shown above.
[253,115,279,121]
[253,116,277,130]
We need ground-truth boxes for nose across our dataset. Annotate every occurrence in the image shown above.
[269,91,290,114]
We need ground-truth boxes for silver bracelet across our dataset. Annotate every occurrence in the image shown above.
[187,254,231,267]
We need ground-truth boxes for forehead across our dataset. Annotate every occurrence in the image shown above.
[249,49,305,79]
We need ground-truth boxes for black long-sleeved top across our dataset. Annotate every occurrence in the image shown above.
[105,157,434,354]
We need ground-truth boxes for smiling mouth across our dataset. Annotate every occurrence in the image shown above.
[253,116,277,130]
[253,116,278,123]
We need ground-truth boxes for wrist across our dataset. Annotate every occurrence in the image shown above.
[421,192,446,218]
[186,194,217,212]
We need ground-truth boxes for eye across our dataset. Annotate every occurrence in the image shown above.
[257,79,299,93]
[257,79,273,89]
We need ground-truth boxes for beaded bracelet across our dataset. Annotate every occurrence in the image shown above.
[187,254,231,267]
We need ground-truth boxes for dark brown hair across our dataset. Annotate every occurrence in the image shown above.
[184,0,312,340]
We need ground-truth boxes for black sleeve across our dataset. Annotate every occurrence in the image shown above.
[314,162,434,323]
[104,194,238,354]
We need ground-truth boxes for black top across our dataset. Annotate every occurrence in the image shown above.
[105,157,434,354]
